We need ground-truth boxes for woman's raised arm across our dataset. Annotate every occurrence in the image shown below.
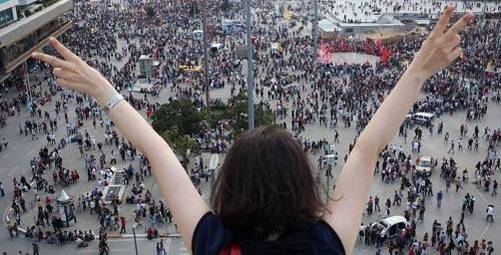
[322,6,474,254]
[32,38,209,252]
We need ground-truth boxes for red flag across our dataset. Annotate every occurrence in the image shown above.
[380,46,391,66]
[318,42,332,64]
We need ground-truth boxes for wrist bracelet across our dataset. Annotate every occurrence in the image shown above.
[103,94,124,113]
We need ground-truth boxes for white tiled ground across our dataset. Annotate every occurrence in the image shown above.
[322,0,501,23]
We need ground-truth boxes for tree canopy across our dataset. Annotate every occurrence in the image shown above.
[226,92,275,137]
[152,99,202,136]
[151,94,275,155]
[151,99,202,155]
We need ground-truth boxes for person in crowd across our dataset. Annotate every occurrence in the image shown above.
[32,5,474,254]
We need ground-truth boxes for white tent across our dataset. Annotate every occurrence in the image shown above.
[209,154,219,170]
[318,19,342,33]
[58,190,71,203]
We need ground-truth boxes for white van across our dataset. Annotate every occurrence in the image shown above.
[412,112,435,126]
[322,153,338,166]
[362,216,408,241]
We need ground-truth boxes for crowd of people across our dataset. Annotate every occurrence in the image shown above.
[322,0,501,23]
[0,0,499,254]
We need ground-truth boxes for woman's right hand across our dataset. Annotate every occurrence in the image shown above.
[32,37,118,105]
[409,5,474,80]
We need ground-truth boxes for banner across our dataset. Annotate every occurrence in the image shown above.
[318,42,332,64]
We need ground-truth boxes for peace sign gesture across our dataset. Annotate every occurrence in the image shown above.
[32,37,118,105]
[409,5,474,79]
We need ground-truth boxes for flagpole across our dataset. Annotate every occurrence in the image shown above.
[313,0,319,63]
[245,0,254,129]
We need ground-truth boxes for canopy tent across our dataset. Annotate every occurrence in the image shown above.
[364,27,425,43]
[318,19,342,33]
[57,190,72,204]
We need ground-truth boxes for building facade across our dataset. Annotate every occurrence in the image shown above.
[0,0,73,75]
[0,0,18,28]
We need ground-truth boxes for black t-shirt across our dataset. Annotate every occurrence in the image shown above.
[192,212,346,255]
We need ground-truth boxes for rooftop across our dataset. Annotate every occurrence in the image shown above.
[322,0,501,23]
[0,0,73,47]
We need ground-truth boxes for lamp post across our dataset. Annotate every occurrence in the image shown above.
[313,0,319,62]
[326,164,332,200]
[23,62,32,114]
[132,223,141,255]
[201,0,210,122]
[310,0,319,90]
[245,0,254,129]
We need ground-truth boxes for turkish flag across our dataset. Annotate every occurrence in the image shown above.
[380,46,391,65]
[318,42,332,64]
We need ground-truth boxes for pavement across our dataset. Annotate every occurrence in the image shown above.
[1,64,499,254]
[0,2,499,255]
[321,0,500,23]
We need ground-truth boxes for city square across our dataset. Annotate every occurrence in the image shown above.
[0,0,500,254]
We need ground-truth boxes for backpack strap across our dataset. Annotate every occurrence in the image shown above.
[220,243,241,255]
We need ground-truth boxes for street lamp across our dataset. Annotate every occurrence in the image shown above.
[326,164,332,200]
[245,0,254,129]
[132,223,142,255]
[23,62,33,114]
[313,0,319,62]
[200,0,210,122]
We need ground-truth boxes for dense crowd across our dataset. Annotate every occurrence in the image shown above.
[322,0,501,23]
[0,0,499,254]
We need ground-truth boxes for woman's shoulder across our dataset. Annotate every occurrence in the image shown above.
[192,213,345,255]
[192,212,233,255]
[310,220,346,254]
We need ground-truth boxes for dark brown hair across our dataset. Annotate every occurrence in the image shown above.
[211,126,325,240]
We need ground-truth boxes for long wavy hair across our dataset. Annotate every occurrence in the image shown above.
[211,126,325,240]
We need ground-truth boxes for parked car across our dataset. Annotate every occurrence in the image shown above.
[322,153,338,167]
[412,112,435,126]
[362,216,408,241]
[416,156,435,177]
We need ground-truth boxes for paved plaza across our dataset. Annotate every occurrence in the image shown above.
[322,0,500,23]
[0,0,500,255]
[0,62,499,254]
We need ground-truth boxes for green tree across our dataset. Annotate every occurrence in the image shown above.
[152,99,202,136]
[152,99,202,155]
[160,127,200,157]
[227,92,275,137]
[202,99,230,128]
